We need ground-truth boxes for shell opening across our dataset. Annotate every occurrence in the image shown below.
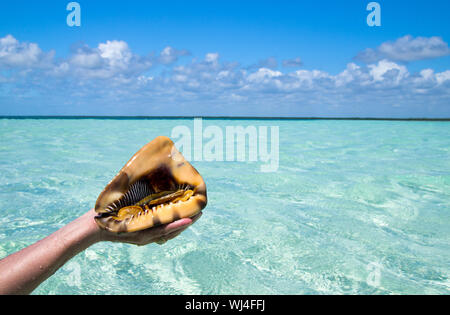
[105,180,195,222]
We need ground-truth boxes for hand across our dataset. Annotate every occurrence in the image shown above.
[100,212,203,246]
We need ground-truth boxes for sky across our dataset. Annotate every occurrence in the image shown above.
[0,0,449,117]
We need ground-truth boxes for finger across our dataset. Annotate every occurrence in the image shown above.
[128,220,187,243]
[144,218,189,237]
[163,218,192,233]
[165,230,183,241]
[156,238,167,245]
[163,212,203,233]
[156,229,183,245]
[137,212,204,241]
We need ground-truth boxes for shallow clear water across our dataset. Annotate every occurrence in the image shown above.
[0,118,449,295]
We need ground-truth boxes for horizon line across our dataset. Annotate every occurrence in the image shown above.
[0,116,450,121]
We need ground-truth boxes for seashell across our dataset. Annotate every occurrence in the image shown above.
[94,136,207,233]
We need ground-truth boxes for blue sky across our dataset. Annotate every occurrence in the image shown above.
[1,0,450,117]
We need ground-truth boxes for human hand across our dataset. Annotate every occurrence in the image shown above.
[99,212,202,246]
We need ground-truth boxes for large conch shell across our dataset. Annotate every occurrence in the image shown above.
[94,136,207,233]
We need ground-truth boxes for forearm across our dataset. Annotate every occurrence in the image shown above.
[0,209,102,295]
[0,208,199,295]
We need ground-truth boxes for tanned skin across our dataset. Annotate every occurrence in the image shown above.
[0,208,202,295]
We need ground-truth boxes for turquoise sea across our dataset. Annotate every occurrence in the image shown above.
[0,118,449,295]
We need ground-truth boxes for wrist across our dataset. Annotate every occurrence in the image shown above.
[81,209,106,245]
[85,209,121,243]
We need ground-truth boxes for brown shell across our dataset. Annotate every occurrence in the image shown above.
[94,136,207,233]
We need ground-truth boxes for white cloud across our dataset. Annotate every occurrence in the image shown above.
[356,35,450,63]
[158,46,190,65]
[419,69,434,80]
[293,69,330,82]
[137,75,153,86]
[68,40,152,79]
[368,59,408,83]
[247,68,282,83]
[282,57,303,67]
[173,74,188,82]
[436,70,450,85]
[205,53,219,65]
[70,49,102,69]
[98,40,132,70]
[0,34,54,69]
[334,63,368,87]
[256,57,278,69]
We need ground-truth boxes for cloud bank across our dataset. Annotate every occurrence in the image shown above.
[355,35,450,63]
[1,35,449,117]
